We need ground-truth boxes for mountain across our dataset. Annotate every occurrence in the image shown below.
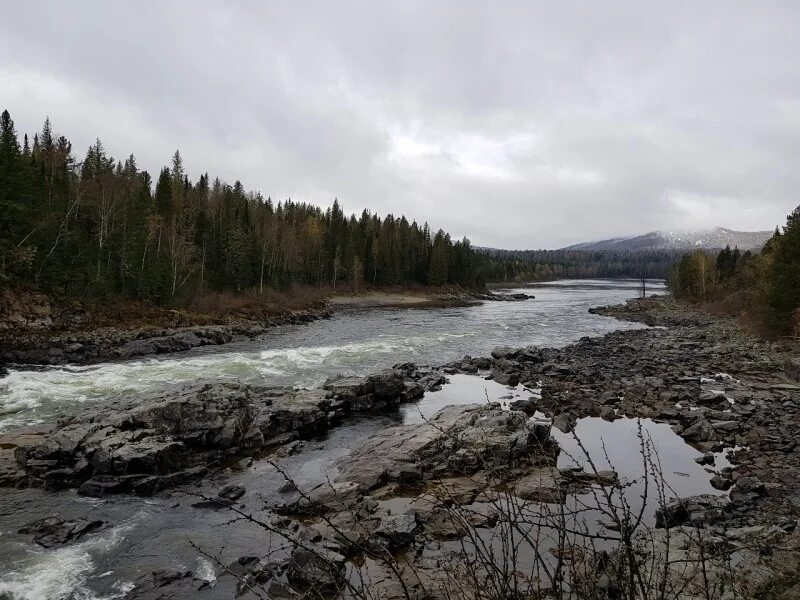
[562,227,773,252]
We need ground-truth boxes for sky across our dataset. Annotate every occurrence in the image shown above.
[2,1,799,249]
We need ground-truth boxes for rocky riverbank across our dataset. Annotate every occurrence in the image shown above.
[0,288,531,368]
[162,294,799,599]
[451,296,800,530]
[2,294,799,599]
[0,307,333,367]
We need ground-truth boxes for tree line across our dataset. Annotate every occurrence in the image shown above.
[0,110,481,304]
[669,208,800,335]
[477,248,680,282]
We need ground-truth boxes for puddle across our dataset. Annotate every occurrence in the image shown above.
[400,373,539,424]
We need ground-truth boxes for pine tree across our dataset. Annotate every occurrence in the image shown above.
[427,230,449,286]
[768,206,800,331]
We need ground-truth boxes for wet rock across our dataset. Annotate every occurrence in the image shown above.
[695,452,715,466]
[561,468,618,488]
[491,346,514,359]
[123,569,207,599]
[655,494,728,528]
[491,368,520,386]
[192,482,247,509]
[286,544,346,595]
[509,397,538,415]
[18,516,107,548]
[514,467,564,503]
[337,404,554,490]
[7,365,442,494]
[280,481,365,515]
[710,474,732,491]
[553,412,577,434]
[373,513,419,550]
[681,419,716,443]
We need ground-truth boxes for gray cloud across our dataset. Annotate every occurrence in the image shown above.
[2,1,799,248]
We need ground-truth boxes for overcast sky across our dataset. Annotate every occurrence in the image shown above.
[2,1,798,248]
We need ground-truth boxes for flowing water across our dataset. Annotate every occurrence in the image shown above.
[0,279,733,600]
[0,279,660,432]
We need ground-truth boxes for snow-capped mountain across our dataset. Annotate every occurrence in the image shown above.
[562,227,773,251]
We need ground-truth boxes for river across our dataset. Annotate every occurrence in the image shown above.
[0,280,659,433]
[0,278,730,600]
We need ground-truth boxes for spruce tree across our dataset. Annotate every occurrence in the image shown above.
[768,206,800,331]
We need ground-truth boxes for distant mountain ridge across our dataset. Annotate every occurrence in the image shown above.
[562,227,773,252]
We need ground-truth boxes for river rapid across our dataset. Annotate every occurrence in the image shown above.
[0,280,659,433]
[0,278,724,600]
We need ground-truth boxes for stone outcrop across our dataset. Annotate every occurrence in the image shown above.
[1,364,446,495]
[336,404,554,489]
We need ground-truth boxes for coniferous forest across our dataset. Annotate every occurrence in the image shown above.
[0,110,689,308]
[669,208,800,335]
[0,111,480,304]
[477,248,679,282]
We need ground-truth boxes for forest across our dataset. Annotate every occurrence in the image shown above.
[1,109,688,309]
[669,209,800,335]
[0,110,479,304]
[478,248,680,282]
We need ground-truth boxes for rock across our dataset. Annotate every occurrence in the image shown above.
[730,476,766,502]
[373,514,419,550]
[655,495,728,528]
[695,452,715,466]
[697,390,728,406]
[371,368,406,399]
[18,516,106,548]
[561,469,618,488]
[599,406,617,421]
[491,346,514,359]
[784,358,800,382]
[552,412,577,434]
[681,419,716,443]
[192,482,247,509]
[509,397,538,415]
[632,526,784,600]
[337,404,555,490]
[525,414,552,443]
[491,368,520,386]
[710,474,732,491]
[514,467,564,503]
[281,481,365,515]
[123,569,207,599]
[218,483,245,502]
[287,544,346,595]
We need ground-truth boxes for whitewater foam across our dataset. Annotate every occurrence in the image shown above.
[0,515,140,600]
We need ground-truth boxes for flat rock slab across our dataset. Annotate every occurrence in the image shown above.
[337,403,552,490]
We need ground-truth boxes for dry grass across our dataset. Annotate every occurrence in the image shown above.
[188,285,330,317]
